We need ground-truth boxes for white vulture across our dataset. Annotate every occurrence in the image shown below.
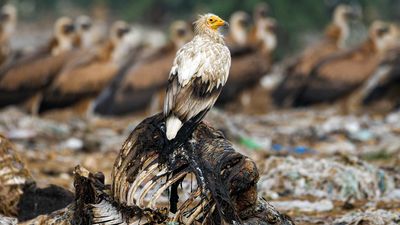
[163,13,231,141]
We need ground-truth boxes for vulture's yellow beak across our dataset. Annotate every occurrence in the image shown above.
[207,15,229,30]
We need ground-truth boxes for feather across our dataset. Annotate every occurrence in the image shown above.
[166,115,183,140]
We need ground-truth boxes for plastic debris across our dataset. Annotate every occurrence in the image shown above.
[61,138,83,150]
[258,156,395,201]
[6,129,36,140]
[271,199,334,212]
[206,109,400,158]
[239,136,263,150]
[0,215,17,225]
[349,130,374,142]
[333,209,400,225]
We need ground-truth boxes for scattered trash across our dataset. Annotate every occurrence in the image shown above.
[61,137,83,150]
[207,109,400,158]
[0,107,399,223]
[271,199,334,212]
[258,156,395,201]
[349,130,374,142]
[0,215,17,225]
[239,136,263,150]
[333,209,400,225]
[6,129,37,140]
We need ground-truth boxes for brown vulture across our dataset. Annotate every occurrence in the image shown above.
[292,21,400,107]
[0,17,78,111]
[37,21,133,114]
[272,4,359,107]
[93,20,193,116]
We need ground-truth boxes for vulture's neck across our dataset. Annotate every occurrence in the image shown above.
[333,15,350,48]
[261,32,277,54]
[195,23,225,45]
[111,39,132,65]
[172,38,188,49]
[230,24,247,46]
[80,31,94,49]
[52,36,73,55]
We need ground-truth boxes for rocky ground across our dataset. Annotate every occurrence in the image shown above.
[0,106,399,224]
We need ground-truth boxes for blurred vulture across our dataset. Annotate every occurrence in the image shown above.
[350,46,400,112]
[253,2,270,22]
[0,17,78,111]
[37,21,133,114]
[0,4,17,67]
[75,15,98,49]
[273,4,359,106]
[225,11,250,50]
[292,21,400,107]
[93,20,193,116]
[216,14,277,106]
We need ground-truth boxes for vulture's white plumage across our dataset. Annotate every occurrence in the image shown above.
[163,13,231,140]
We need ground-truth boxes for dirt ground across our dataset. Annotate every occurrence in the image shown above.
[1,105,399,224]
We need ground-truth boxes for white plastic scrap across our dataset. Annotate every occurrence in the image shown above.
[258,156,395,200]
[270,199,333,212]
[333,209,400,225]
[0,215,17,225]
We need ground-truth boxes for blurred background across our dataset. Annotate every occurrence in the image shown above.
[5,0,400,56]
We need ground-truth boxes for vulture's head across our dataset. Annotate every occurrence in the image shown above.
[109,21,133,63]
[333,4,359,27]
[0,4,17,40]
[255,17,277,53]
[330,4,361,48]
[76,15,92,32]
[194,13,228,39]
[76,15,96,48]
[53,17,76,54]
[170,20,193,49]
[55,17,75,37]
[370,21,400,53]
[253,2,270,22]
[229,11,250,46]
[110,20,131,45]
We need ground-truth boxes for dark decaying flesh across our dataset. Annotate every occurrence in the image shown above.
[1,114,293,225]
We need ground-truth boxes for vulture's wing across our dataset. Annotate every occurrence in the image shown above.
[294,47,381,105]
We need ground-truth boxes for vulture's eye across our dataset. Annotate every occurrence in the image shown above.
[209,18,214,22]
